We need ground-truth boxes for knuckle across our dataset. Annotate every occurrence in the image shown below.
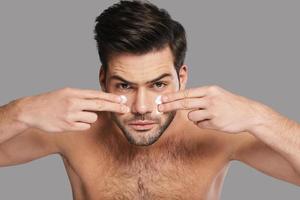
[60,87,69,93]
[201,97,209,108]
[61,87,74,94]
[206,96,214,107]
[182,100,190,108]
[64,87,72,92]
[211,110,218,119]
[96,100,104,110]
[65,98,76,109]
[166,102,173,110]
[208,85,220,94]
[64,113,74,124]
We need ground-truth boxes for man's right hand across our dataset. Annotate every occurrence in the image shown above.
[15,87,128,132]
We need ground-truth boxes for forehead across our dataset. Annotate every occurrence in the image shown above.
[107,46,176,82]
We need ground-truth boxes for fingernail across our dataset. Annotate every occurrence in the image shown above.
[158,104,163,112]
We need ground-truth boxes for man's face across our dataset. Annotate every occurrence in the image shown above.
[101,46,185,146]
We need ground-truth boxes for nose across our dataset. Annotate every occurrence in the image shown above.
[131,88,152,115]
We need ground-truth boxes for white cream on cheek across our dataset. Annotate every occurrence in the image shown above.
[154,95,163,115]
[155,95,162,104]
[118,95,163,115]
[120,95,128,104]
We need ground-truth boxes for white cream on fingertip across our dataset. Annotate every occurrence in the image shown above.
[155,95,162,105]
[154,95,163,115]
[120,95,127,104]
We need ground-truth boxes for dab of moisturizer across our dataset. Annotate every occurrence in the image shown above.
[120,95,130,113]
[120,95,127,104]
[154,95,162,115]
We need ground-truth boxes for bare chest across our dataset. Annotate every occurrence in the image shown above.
[63,145,230,200]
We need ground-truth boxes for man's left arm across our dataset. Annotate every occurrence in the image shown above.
[245,106,300,176]
[231,130,300,186]
[159,85,300,186]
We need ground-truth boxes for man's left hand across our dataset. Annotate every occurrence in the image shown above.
[159,85,272,133]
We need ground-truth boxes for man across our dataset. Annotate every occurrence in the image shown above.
[0,0,299,199]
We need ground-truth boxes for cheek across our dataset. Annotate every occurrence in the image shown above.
[152,112,169,124]
[115,112,130,120]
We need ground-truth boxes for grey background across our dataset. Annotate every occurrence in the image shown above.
[0,0,299,199]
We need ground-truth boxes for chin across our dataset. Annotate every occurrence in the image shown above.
[110,111,177,146]
[126,126,164,146]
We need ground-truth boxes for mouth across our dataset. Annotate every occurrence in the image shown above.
[128,120,157,131]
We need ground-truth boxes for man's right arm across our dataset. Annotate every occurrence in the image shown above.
[0,127,59,167]
[0,88,128,167]
[0,99,60,167]
[0,100,30,144]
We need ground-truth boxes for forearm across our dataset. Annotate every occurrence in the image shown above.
[248,105,300,174]
[0,100,29,143]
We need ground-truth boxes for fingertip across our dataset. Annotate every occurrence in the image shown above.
[158,104,164,112]
[82,124,91,130]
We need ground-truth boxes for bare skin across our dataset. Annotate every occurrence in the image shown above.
[1,46,300,199]
[60,110,233,200]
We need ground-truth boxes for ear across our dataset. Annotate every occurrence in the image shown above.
[178,64,188,90]
[99,66,107,92]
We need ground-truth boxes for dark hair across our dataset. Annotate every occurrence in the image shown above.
[94,0,187,76]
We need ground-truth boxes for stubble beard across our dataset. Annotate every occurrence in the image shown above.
[111,111,176,146]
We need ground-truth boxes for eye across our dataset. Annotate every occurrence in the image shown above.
[153,81,167,89]
[116,83,131,90]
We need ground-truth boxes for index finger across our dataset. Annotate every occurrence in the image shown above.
[161,86,209,103]
[75,89,122,103]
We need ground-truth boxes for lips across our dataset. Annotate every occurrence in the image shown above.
[129,120,156,125]
[128,120,157,131]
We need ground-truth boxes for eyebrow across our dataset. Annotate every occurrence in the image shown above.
[110,73,172,85]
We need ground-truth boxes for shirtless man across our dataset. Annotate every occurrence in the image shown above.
[0,1,300,199]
